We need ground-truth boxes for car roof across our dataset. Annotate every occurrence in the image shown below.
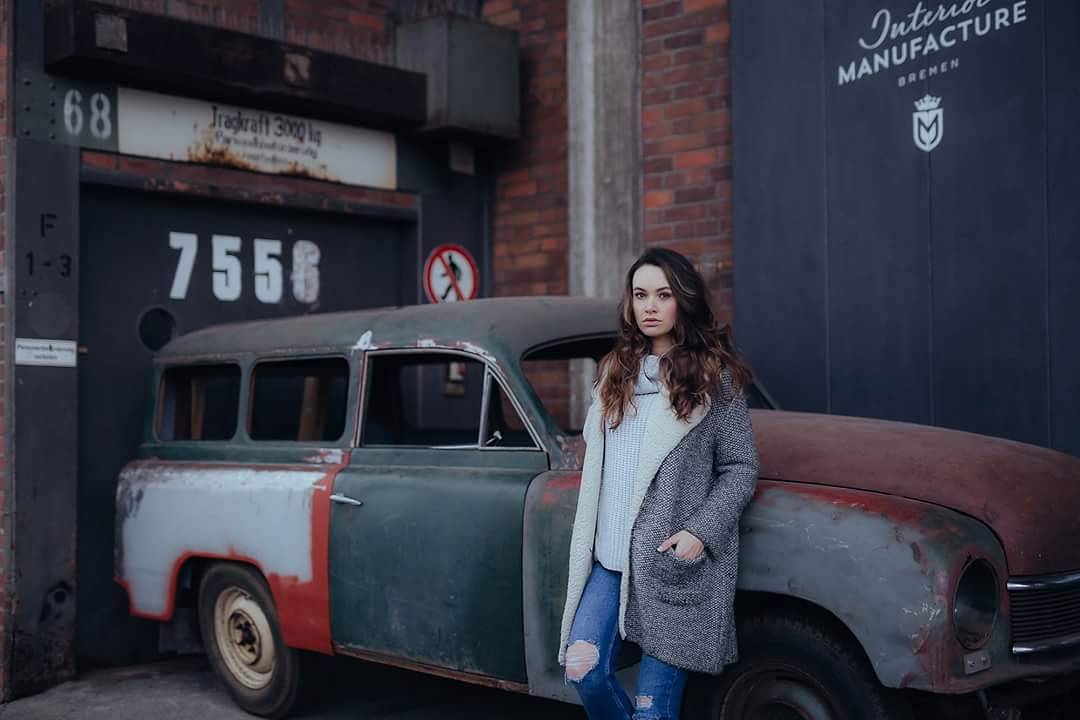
[157,296,620,362]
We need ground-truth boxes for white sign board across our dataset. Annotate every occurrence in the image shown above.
[117,88,397,189]
[16,338,77,367]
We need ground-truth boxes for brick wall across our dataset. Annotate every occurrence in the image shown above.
[640,0,733,322]
[483,0,571,426]
[93,0,260,33]
[484,0,568,299]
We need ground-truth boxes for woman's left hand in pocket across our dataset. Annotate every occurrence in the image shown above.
[657,530,704,561]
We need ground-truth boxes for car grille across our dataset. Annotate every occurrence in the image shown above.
[1009,572,1080,654]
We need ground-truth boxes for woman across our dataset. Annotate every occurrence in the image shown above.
[558,247,760,720]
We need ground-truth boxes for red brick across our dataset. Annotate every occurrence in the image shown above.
[663,204,709,223]
[686,0,728,11]
[504,181,538,198]
[645,225,675,243]
[644,190,674,209]
[484,0,513,15]
[674,149,718,168]
[675,186,716,204]
[664,30,704,50]
[644,12,718,39]
[643,53,674,72]
[644,157,673,174]
[705,23,731,44]
[660,133,709,154]
[642,2,681,22]
[664,98,709,119]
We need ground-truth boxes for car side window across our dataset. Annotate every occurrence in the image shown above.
[157,364,241,441]
[249,357,350,442]
[361,352,537,450]
[362,353,485,448]
[481,370,537,449]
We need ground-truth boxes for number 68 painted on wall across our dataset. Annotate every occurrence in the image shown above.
[168,232,321,304]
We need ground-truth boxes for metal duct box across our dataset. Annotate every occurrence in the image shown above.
[396,15,520,139]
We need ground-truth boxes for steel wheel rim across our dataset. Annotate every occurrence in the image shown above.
[720,664,839,720]
[213,586,276,690]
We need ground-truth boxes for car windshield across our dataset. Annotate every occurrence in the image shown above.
[521,335,775,436]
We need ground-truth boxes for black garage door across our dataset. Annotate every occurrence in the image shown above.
[732,0,1080,454]
[76,185,418,665]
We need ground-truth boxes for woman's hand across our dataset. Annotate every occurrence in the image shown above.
[657,530,705,561]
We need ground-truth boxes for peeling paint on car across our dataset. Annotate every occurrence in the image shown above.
[115,458,344,654]
[456,341,497,363]
[305,448,345,465]
[352,330,374,351]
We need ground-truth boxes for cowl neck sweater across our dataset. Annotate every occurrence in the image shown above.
[594,355,662,572]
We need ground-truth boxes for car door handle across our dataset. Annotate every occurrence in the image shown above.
[330,493,364,507]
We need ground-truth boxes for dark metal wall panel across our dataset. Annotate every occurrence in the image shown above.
[824,0,932,423]
[76,187,417,665]
[733,0,1072,452]
[732,0,828,413]
[11,140,81,695]
[398,138,489,302]
[929,6,1047,445]
[1046,0,1080,456]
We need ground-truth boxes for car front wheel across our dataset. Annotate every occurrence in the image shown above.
[198,563,302,719]
[695,611,911,720]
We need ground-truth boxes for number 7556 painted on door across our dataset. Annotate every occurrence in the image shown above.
[168,231,322,304]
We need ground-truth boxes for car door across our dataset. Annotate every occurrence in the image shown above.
[328,349,548,683]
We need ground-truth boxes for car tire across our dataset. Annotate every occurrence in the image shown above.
[688,611,912,720]
[198,563,303,719]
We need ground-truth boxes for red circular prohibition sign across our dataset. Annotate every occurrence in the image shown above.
[423,243,479,304]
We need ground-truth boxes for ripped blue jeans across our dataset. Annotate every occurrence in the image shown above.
[565,562,688,720]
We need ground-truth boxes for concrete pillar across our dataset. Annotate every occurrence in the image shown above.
[567,0,642,423]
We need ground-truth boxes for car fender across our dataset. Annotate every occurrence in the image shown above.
[741,480,1010,693]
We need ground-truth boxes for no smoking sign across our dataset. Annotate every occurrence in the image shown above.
[423,243,479,304]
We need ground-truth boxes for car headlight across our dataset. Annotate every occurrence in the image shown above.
[954,559,999,650]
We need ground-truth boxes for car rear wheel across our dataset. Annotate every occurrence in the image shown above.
[198,563,302,719]
[692,611,911,720]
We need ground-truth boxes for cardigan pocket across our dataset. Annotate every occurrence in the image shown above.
[650,549,708,606]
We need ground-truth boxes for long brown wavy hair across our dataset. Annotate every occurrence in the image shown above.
[598,247,752,429]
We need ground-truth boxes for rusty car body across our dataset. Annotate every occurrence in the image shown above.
[115,296,1080,718]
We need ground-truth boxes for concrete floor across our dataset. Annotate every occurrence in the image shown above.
[0,657,582,720]
[0,656,1076,720]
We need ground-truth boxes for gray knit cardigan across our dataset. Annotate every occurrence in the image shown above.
[558,369,760,674]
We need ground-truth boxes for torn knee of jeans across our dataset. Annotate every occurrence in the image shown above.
[564,641,600,682]
[636,694,654,710]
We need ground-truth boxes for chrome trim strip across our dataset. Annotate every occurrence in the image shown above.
[1007,571,1080,591]
[478,368,493,447]
[1012,631,1080,655]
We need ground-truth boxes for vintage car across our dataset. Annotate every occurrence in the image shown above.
[115,296,1080,719]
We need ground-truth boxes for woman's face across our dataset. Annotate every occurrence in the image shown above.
[631,264,677,344]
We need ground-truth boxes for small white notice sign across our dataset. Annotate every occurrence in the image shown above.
[16,338,77,367]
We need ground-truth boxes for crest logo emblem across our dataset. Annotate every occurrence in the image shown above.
[913,95,943,152]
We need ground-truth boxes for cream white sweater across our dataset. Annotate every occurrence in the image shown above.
[594,354,661,572]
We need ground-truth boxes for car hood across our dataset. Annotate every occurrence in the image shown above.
[752,410,1080,576]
